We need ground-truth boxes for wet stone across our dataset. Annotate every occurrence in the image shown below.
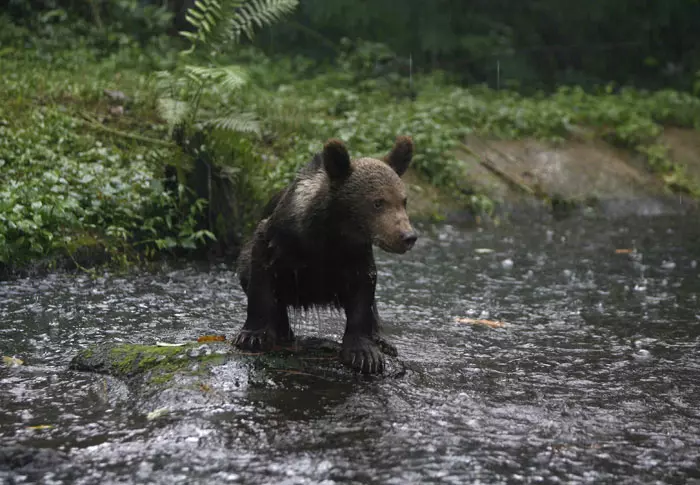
[0,445,69,476]
[67,337,406,413]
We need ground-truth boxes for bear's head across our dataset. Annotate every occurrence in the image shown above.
[322,136,418,254]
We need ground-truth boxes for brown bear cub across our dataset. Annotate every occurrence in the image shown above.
[234,136,417,374]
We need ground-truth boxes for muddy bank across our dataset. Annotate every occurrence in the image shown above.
[451,128,700,221]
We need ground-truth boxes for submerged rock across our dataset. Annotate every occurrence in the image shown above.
[68,337,406,415]
[0,445,69,476]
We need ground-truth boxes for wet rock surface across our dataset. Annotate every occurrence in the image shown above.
[67,338,406,414]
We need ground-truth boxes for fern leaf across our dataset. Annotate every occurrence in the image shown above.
[182,0,246,52]
[201,111,260,135]
[230,0,299,44]
[153,70,190,96]
[182,0,298,52]
[216,66,249,90]
[183,65,248,90]
[158,98,191,133]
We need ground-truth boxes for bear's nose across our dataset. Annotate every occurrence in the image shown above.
[401,231,418,248]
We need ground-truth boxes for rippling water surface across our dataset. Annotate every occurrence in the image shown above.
[1,215,699,484]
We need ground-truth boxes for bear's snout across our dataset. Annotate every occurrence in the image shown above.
[378,220,417,254]
[401,230,418,250]
[372,206,418,254]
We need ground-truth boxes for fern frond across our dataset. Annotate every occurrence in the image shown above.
[183,65,248,91]
[181,0,298,52]
[215,66,249,90]
[168,0,295,139]
[201,111,260,135]
[153,70,175,90]
[153,70,191,98]
[182,0,246,53]
[157,98,192,133]
[230,0,299,43]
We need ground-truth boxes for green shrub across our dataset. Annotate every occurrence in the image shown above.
[0,107,209,266]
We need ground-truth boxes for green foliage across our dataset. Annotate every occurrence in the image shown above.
[154,65,259,137]
[3,0,700,272]
[206,131,270,235]
[1,1,175,67]
[0,0,302,271]
[149,0,300,245]
[182,0,299,54]
[0,105,209,267]
[232,44,700,202]
[0,15,216,269]
[154,0,299,140]
[7,0,700,93]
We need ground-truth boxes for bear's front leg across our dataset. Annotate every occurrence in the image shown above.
[340,272,388,374]
[235,301,294,351]
[234,242,292,351]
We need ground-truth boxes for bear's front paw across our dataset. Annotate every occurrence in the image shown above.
[233,328,276,351]
[341,336,384,374]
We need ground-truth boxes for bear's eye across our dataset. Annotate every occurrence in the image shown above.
[373,199,385,210]
[402,197,408,208]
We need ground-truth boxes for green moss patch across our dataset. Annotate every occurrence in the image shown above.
[69,337,406,388]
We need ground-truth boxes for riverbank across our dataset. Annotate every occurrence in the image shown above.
[2,15,700,277]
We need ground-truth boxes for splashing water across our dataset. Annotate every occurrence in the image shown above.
[1,215,699,484]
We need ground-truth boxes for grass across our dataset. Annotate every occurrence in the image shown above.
[1,16,700,273]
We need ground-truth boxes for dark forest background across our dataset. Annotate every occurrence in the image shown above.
[5,0,700,93]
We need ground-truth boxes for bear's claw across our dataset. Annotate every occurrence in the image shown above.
[341,336,385,374]
[233,329,276,351]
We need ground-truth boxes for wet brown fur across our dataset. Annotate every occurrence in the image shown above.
[234,136,417,374]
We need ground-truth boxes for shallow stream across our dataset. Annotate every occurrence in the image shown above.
[1,215,699,484]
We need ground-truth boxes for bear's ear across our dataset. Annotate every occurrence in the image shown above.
[322,138,351,180]
[384,135,413,177]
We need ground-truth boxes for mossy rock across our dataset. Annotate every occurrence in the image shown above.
[69,341,229,380]
[69,337,406,414]
[71,337,405,380]
[68,337,407,416]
